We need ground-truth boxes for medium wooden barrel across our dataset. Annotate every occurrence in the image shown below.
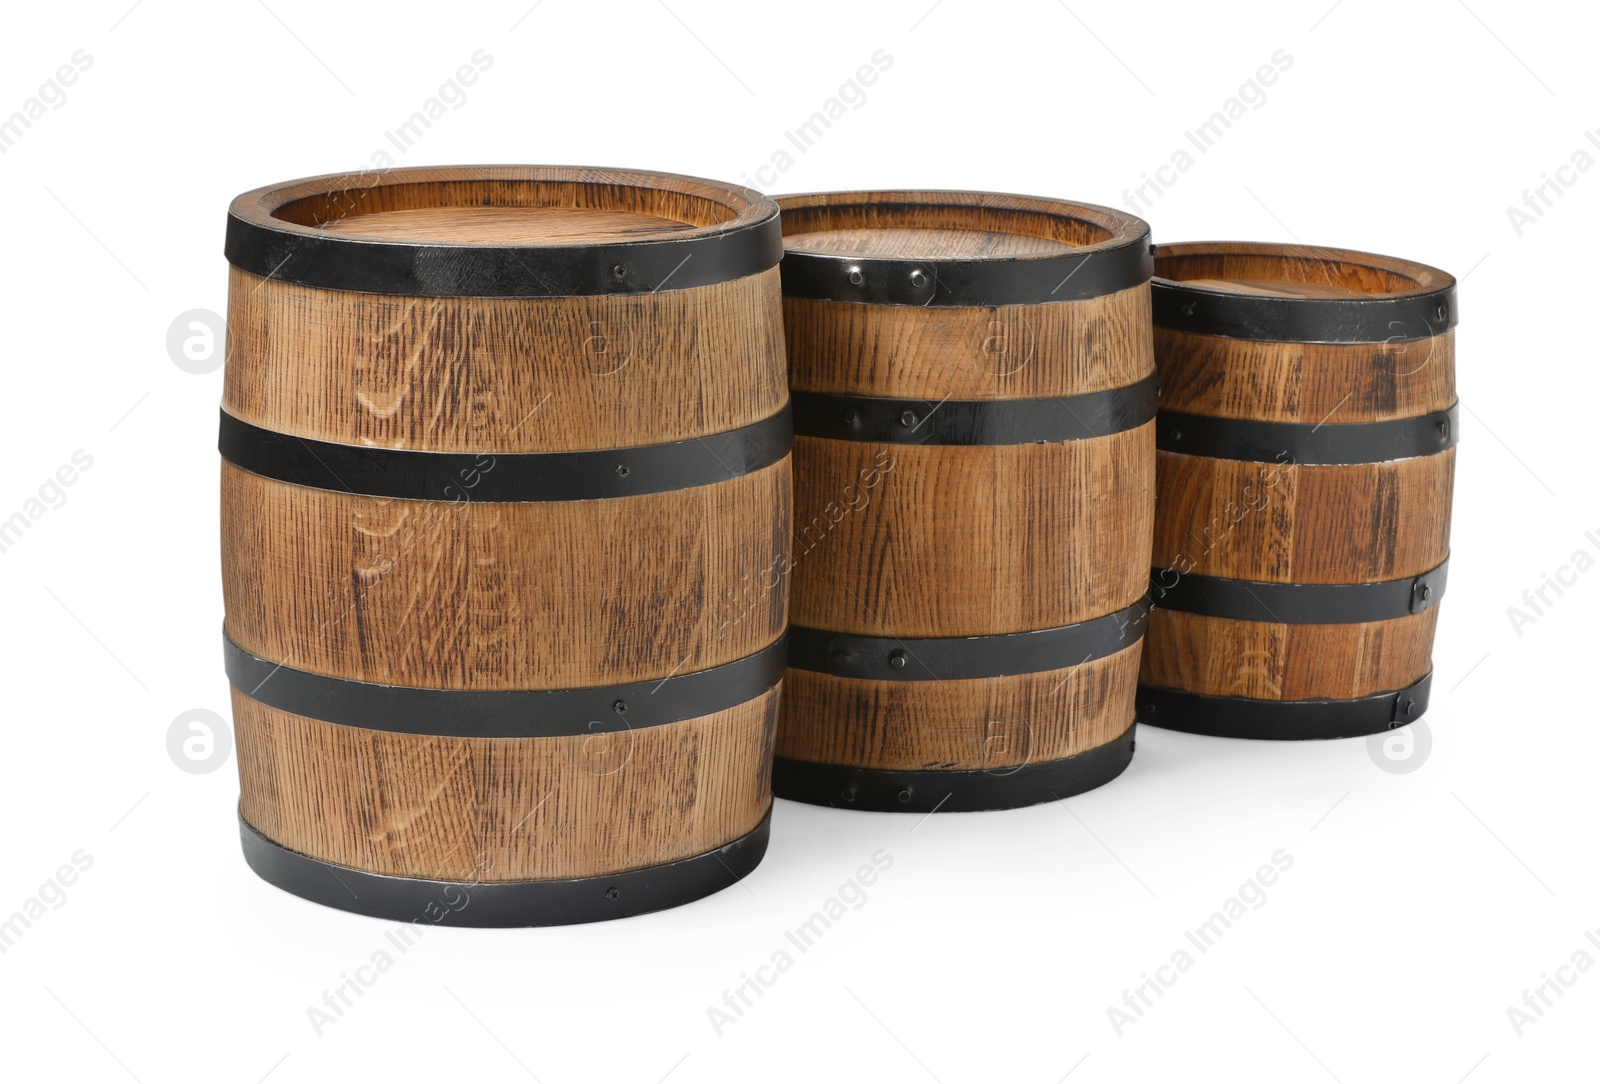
[1137,242,1457,740]
[219,166,791,925]
[772,190,1156,812]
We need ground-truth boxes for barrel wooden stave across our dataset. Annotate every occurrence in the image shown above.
[221,458,789,690]
[783,282,1151,400]
[1139,242,1457,737]
[790,429,1154,638]
[221,167,789,918]
[233,686,778,882]
[1150,449,1456,585]
[226,266,787,453]
[777,642,1140,771]
[773,191,1155,807]
[1141,609,1439,702]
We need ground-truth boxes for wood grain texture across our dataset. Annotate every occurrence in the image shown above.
[785,226,1079,259]
[224,166,790,886]
[253,166,769,238]
[790,427,1154,637]
[1154,242,1452,298]
[1155,328,1455,423]
[774,189,1154,783]
[1139,609,1438,701]
[1146,240,1456,705]
[234,684,778,881]
[778,190,1136,249]
[225,266,786,453]
[778,641,1139,770]
[222,458,790,689]
[317,205,694,244]
[783,283,1151,400]
[1152,449,1455,584]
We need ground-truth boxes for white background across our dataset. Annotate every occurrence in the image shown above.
[2,1,1596,1080]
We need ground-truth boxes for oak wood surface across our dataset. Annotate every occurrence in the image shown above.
[1154,242,1452,298]
[222,458,789,690]
[224,166,789,880]
[235,685,778,881]
[242,166,771,241]
[225,266,786,453]
[1145,241,1455,705]
[1154,328,1455,424]
[1140,609,1438,701]
[779,642,1139,770]
[318,205,696,244]
[1151,449,1455,584]
[783,283,1151,400]
[776,190,1154,775]
[791,428,1154,637]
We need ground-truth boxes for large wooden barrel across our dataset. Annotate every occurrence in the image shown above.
[1137,242,1457,739]
[219,166,791,925]
[772,191,1156,811]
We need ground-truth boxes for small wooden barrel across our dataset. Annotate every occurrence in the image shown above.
[1138,242,1457,740]
[220,166,791,924]
[772,191,1156,812]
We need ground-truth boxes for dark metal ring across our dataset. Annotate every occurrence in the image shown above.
[224,634,787,738]
[239,807,771,926]
[218,403,793,502]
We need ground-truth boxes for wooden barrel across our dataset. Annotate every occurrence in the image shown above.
[771,190,1156,812]
[1137,242,1457,740]
[219,166,791,925]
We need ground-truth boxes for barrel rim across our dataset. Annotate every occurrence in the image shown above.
[774,189,1152,306]
[1151,240,1458,343]
[224,164,783,297]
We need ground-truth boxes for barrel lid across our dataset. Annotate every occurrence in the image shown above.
[1152,241,1457,344]
[775,190,1152,307]
[224,165,782,297]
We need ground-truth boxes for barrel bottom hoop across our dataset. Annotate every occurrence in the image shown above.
[239,807,771,927]
[1135,673,1432,741]
[772,726,1135,813]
